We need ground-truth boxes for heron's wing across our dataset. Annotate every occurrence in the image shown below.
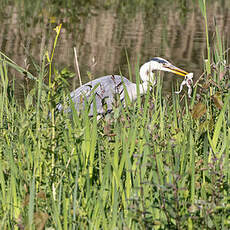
[61,75,133,116]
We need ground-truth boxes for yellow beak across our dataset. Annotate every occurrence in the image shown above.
[167,65,189,77]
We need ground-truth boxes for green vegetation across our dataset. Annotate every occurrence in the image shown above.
[0,1,230,230]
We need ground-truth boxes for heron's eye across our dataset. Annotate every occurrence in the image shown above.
[163,63,170,68]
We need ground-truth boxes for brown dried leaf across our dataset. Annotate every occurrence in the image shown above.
[34,211,49,230]
[191,103,207,119]
[219,70,227,81]
[201,82,210,90]
[24,184,28,193]
[37,190,46,200]
[212,93,224,110]
[23,194,30,207]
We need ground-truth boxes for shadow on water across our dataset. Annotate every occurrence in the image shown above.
[0,0,230,101]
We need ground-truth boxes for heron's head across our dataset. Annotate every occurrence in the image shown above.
[139,57,189,83]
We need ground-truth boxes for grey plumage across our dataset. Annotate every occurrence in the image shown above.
[57,75,136,116]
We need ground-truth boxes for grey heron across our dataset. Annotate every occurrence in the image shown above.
[57,57,189,116]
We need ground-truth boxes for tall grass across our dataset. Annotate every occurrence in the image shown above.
[0,5,230,230]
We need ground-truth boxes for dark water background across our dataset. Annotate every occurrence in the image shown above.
[0,0,230,98]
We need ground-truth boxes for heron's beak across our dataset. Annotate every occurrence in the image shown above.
[167,65,189,77]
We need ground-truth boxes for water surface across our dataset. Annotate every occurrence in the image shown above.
[0,0,230,98]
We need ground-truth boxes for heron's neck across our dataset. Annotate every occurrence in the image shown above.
[128,81,149,101]
[139,62,154,83]
[139,81,149,96]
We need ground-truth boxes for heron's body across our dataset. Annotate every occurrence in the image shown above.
[57,75,141,116]
[57,57,189,116]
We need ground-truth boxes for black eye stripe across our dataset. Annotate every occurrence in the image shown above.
[151,57,168,64]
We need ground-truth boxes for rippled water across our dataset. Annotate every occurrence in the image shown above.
[0,0,230,98]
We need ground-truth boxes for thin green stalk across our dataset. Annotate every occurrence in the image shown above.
[28,169,36,229]
[45,24,62,201]
[189,131,195,205]
[199,0,211,75]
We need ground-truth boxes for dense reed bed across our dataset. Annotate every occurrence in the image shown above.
[0,2,230,229]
